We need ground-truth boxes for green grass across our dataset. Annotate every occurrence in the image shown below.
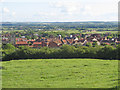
[1,59,118,88]
[82,31,118,34]
[65,30,80,33]
[2,30,24,33]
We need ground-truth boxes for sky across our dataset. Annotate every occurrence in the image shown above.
[0,0,119,22]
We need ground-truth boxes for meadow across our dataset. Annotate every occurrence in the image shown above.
[2,59,119,88]
[82,31,118,34]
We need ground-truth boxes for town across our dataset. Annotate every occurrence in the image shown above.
[1,0,119,88]
[2,32,120,48]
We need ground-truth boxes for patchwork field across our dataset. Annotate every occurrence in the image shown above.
[1,59,119,88]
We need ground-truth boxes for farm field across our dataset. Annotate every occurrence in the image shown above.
[1,59,119,88]
[82,31,118,34]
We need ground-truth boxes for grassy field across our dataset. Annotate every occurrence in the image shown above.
[2,30,24,33]
[82,31,118,34]
[1,59,118,88]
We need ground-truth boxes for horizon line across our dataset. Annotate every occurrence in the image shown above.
[0,21,118,23]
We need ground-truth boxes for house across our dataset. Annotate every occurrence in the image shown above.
[83,40,88,46]
[100,40,110,45]
[115,38,120,42]
[86,37,94,42]
[108,38,116,44]
[33,42,42,48]
[105,43,110,45]
[115,37,120,45]
[73,37,79,41]
[27,39,36,42]
[4,33,11,37]
[46,42,49,47]
[116,41,120,45]
[91,34,101,38]
[16,38,27,42]
[66,39,74,45]
[97,38,103,42]
[41,41,47,47]
[49,35,55,38]
[15,41,28,47]
[92,38,100,45]
[72,40,81,45]
[100,38,116,45]
[47,38,63,47]
[2,33,16,45]
[27,39,36,45]
[61,39,67,44]
[103,36,108,40]
[2,37,9,44]
[78,38,87,45]
[48,41,59,48]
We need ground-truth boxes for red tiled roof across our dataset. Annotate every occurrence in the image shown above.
[79,38,85,40]
[90,41,93,43]
[105,43,110,45]
[33,42,42,45]
[46,39,52,42]
[79,39,85,43]
[41,37,46,39]
[53,39,62,44]
[16,41,28,45]
[62,40,67,43]
[46,42,49,45]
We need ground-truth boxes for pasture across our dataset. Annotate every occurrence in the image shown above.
[2,59,118,88]
[82,31,118,34]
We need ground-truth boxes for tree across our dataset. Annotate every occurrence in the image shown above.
[77,36,81,39]
[92,41,98,47]
[32,35,38,39]
[2,44,16,50]
[116,44,120,59]
[60,45,76,58]
[107,36,112,39]
[86,42,92,47]
[26,36,31,39]
[97,45,116,59]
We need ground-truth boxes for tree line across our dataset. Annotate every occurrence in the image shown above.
[2,22,117,31]
[2,44,120,61]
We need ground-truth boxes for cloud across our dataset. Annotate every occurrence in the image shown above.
[53,1,82,15]
[51,1,117,18]
[3,7,16,17]
[3,7,10,13]
[81,3,118,19]
[12,11,16,16]
[2,0,118,22]
[0,0,4,2]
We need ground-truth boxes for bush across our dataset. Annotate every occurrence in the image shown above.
[2,44,16,50]
[2,45,119,61]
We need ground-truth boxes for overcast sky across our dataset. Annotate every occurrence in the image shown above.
[0,0,119,22]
